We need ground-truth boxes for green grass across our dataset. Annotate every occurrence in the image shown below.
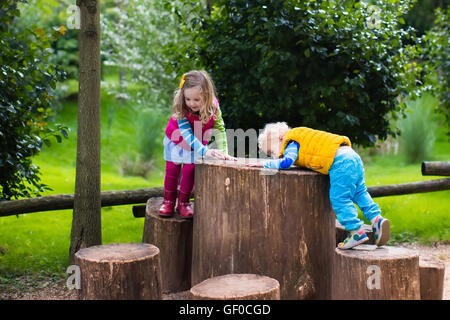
[0,84,166,278]
[360,136,450,244]
[0,83,449,281]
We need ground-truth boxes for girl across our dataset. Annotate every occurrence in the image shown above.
[159,70,233,218]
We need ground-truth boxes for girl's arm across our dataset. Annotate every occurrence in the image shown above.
[209,107,228,154]
[263,141,299,169]
[177,118,209,157]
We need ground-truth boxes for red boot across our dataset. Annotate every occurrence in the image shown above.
[176,190,194,219]
[158,190,177,217]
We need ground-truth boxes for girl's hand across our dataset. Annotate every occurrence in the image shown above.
[245,163,264,167]
[205,149,236,160]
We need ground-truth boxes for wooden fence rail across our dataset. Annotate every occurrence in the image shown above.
[1,178,449,218]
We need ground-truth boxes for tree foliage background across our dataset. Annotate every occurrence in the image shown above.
[0,0,67,200]
[189,0,421,146]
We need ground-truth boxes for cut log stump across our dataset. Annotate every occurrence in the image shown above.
[74,243,162,300]
[332,245,420,300]
[142,197,193,293]
[192,159,335,299]
[419,255,445,300]
[335,220,375,246]
[190,273,280,300]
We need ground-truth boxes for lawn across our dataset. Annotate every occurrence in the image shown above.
[0,89,449,282]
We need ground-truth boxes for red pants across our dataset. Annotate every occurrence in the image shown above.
[163,161,195,195]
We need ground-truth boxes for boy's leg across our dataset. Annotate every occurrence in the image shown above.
[353,155,390,246]
[329,155,363,232]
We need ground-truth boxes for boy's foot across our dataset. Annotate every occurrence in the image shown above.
[372,216,390,246]
[337,229,369,250]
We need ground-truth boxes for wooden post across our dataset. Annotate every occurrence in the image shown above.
[332,245,420,300]
[422,161,450,176]
[142,197,193,293]
[419,256,445,300]
[74,243,162,300]
[191,159,335,299]
[190,274,280,300]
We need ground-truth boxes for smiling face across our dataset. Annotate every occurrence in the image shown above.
[184,86,203,113]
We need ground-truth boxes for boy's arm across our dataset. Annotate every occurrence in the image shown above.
[263,141,299,169]
[178,118,209,157]
[209,107,228,154]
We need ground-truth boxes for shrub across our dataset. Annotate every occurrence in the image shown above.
[419,7,449,129]
[191,0,420,146]
[398,93,438,163]
[0,1,67,200]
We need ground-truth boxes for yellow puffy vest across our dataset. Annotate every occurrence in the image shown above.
[278,127,351,175]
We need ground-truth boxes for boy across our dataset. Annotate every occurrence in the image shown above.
[251,122,390,249]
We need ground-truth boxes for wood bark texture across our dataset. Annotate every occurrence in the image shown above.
[191,159,335,299]
[69,0,102,263]
[190,273,280,300]
[75,243,162,299]
[419,255,445,300]
[142,197,193,293]
[332,245,420,300]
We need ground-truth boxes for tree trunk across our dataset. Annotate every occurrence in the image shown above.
[419,255,445,300]
[69,0,102,264]
[332,245,420,300]
[190,273,280,300]
[74,243,162,300]
[191,159,334,299]
[142,197,193,293]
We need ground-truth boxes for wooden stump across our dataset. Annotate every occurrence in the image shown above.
[419,255,445,300]
[142,197,193,293]
[192,159,335,299]
[74,243,162,300]
[190,273,280,300]
[332,245,420,300]
[335,220,375,246]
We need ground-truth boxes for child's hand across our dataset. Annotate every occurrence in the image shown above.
[205,149,237,161]
[245,163,264,167]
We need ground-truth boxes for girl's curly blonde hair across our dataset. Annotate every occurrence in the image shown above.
[172,70,218,124]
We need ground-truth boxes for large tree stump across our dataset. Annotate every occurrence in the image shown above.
[335,220,375,246]
[332,245,420,300]
[142,197,193,293]
[419,255,445,300]
[74,243,162,300]
[190,273,280,300]
[192,159,335,299]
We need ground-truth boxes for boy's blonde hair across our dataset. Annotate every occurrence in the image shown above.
[258,122,291,155]
[172,70,218,124]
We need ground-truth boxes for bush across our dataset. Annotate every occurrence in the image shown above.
[191,0,419,146]
[398,93,439,163]
[0,1,67,200]
[420,7,449,129]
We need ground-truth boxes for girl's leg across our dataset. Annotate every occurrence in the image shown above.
[179,163,195,195]
[164,161,182,192]
[159,161,181,216]
[177,163,195,218]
